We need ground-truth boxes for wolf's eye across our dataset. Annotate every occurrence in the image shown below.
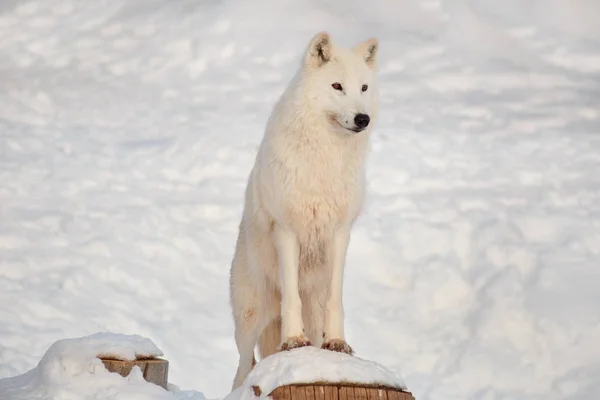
[362,84,368,92]
[332,83,343,91]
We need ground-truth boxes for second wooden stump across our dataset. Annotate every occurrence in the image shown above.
[101,357,169,389]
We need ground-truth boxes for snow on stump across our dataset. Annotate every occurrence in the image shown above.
[100,357,169,389]
[228,347,413,400]
[0,333,172,399]
[268,384,414,400]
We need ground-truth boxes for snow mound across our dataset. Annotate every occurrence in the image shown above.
[0,332,205,400]
[226,347,407,400]
[44,331,164,363]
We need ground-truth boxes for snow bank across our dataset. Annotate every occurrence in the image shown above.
[226,347,407,400]
[0,333,205,400]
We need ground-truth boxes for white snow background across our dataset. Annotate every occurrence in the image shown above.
[1,0,599,399]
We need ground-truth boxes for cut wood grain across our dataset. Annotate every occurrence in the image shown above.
[100,357,168,389]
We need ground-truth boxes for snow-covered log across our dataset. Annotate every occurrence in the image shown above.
[0,333,180,399]
[226,347,413,400]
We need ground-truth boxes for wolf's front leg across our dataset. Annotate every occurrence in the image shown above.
[322,226,354,354]
[274,224,311,350]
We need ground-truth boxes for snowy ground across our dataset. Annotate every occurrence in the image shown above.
[1,0,600,399]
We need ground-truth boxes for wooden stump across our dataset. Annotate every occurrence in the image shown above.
[100,357,169,389]
[268,383,415,400]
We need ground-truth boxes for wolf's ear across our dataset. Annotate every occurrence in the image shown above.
[353,38,378,69]
[305,32,332,68]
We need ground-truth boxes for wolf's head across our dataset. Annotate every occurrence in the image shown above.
[300,32,379,135]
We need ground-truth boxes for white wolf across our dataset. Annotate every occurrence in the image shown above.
[229,31,379,389]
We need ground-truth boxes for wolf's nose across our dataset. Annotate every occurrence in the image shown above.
[354,114,370,129]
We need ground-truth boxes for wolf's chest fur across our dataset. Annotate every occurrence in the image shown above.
[276,139,364,270]
[286,169,354,230]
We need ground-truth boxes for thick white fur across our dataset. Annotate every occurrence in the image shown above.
[229,32,379,390]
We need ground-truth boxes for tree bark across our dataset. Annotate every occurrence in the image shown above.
[268,383,415,400]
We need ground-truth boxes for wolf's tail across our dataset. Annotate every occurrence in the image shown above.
[258,317,281,360]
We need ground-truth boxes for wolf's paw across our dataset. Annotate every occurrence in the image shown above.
[279,335,312,351]
[321,339,354,355]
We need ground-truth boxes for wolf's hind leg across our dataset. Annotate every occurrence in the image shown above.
[230,245,264,389]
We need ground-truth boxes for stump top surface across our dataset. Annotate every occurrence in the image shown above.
[236,347,407,398]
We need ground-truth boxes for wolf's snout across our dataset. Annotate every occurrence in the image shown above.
[354,114,370,129]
